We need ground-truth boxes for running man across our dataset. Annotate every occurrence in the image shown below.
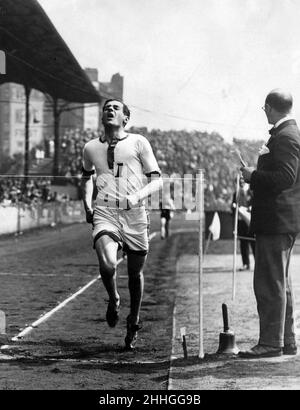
[160,194,175,239]
[81,99,162,350]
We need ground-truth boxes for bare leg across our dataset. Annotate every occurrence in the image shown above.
[95,235,119,302]
[165,219,169,237]
[161,217,166,239]
[95,236,120,326]
[124,252,147,349]
[127,252,147,325]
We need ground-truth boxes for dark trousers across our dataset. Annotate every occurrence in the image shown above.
[254,233,296,347]
[238,220,255,266]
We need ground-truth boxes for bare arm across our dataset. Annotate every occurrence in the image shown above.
[81,175,94,221]
[81,145,95,223]
[127,136,162,208]
[127,174,162,208]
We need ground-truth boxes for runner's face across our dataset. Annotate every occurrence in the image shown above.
[102,101,127,128]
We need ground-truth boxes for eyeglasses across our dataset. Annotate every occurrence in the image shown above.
[262,104,271,112]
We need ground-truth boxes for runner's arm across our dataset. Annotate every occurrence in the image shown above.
[127,137,162,208]
[127,172,162,208]
[81,147,95,222]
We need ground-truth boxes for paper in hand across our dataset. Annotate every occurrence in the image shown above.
[232,149,247,167]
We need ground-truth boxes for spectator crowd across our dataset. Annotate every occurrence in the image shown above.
[1,127,264,211]
[0,177,54,206]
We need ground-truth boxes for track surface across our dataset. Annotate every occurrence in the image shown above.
[1,214,299,391]
[0,214,196,390]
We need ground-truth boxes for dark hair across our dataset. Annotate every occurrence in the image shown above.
[265,90,293,114]
[102,99,131,120]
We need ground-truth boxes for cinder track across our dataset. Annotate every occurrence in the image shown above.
[0,215,195,389]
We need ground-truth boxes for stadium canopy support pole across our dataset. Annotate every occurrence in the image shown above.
[24,85,32,176]
[53,97,61,178]
[198,169,205,359]
[232,173,240,301]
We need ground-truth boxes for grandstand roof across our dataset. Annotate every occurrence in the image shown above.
[0,0,101,103]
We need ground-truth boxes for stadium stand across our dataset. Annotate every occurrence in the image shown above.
[0,127,263,211]
[0,177,54,206]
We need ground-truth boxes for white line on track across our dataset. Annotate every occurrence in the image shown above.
[4,227,299,362]
[53,357,166,365]
[0,273,75,277]
[0,354,167,365]
[3,229,191,347]
[149,232,157,241]
[7,226,299,343]
[8,231,158,343]
[11,276,101,341]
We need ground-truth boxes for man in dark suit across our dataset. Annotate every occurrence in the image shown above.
[239,89,300,358]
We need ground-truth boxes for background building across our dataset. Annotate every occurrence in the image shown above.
[0,83,44,163]
[43,69,124,141]
[0,70,123,169]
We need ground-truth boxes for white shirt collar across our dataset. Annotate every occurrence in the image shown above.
[274,115,293,129]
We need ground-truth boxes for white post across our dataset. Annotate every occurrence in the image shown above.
[16,200,21,236]
[0,310,6,335]
[0,310,7,345]
[232,173,240,301]
[204,231,212,259]
[197,169,204,358]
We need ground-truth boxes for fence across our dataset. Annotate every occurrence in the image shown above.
[0,201,85,235]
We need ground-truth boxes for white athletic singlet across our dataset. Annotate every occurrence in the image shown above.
[82,133,160,208]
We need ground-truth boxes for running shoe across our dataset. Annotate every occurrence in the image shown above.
[106,299,120,327]
[124,315,142,350]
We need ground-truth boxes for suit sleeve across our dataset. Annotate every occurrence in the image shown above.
[250,135,300,194]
